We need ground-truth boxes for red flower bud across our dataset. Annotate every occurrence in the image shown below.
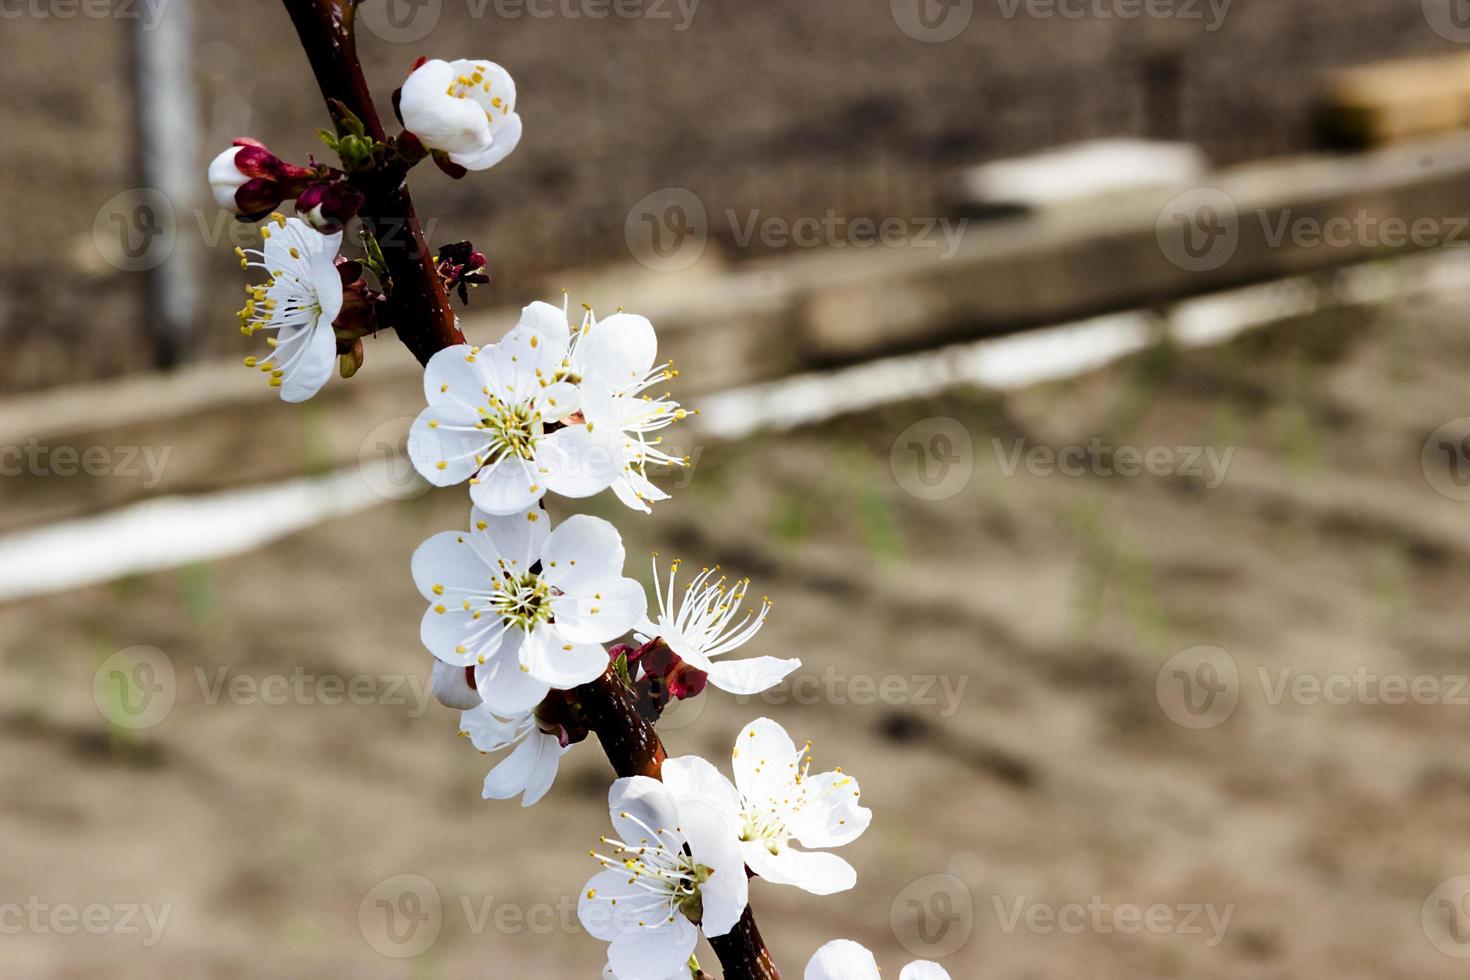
[208,138,319,221]
[296,179,365,233]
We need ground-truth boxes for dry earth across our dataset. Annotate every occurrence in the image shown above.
[4,279,1470,977]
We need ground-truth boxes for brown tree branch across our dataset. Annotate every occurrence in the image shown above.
[278,0,463,366]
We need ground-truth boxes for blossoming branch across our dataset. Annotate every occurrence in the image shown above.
[205,3,958,978]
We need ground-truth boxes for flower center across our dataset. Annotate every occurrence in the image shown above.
[490,571,551,630]
[674,860,713,923]
[481,399,541,461]
[740,808,789,854]
[447,65,509,123]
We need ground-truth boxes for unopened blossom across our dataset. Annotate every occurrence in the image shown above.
[208,138,317,219]
[662,718,871,896]
[580,776,747,980]
[411,506,645,715]
[459,702,568,807]
[407,303,621,515]
[295,178,364,233]
[235,215,343,402]
[636,558,797,696]
[805,939,950,980]
[398,58,522,171]
[570,306,689,512]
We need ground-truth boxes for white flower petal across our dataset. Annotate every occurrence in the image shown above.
[541,424,621,499]
[607,914,697,980]
[541,515,626,593]
[433,659,482,710]
[483,731,566,806]
[787,770,872,849]
[608,776,682,848]
[411,529,491,600]
[579,312,658,390]
[459,703,520,751]
[578,868,656,941]
[449,110,522,171]
[466,504,550,573]
[899,963,952,980]
[421,605,500,667]
[470,456,545,515]
[277,319,337,404]
[423,343,491,409]
[676,797,747,937]
[409,408,489,486]
[660,755,742,815]
[732,717,801,804]
[551,577,645,645]
[474,636,549,714]
[805,940,881,980]
[705,656,801,696]
[743,844,856,896]
[521,627,608,689]
[517,300,570,343]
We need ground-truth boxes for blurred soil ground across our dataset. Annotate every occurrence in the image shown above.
[4,281,1470,977]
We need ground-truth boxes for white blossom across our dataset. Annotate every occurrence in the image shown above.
[637,558,797,696]
[805,939,950,980]
[408,302,622,515]
[571,306,690,512]
[411,506,645,715]
[235,215,343,402]
[580,777,747,980]
[662,718,870,896]
[399,58,522,171]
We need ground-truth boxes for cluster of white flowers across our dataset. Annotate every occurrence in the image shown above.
[218,49,958,980]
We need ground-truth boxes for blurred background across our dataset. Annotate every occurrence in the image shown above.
[7,0,1470,977]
